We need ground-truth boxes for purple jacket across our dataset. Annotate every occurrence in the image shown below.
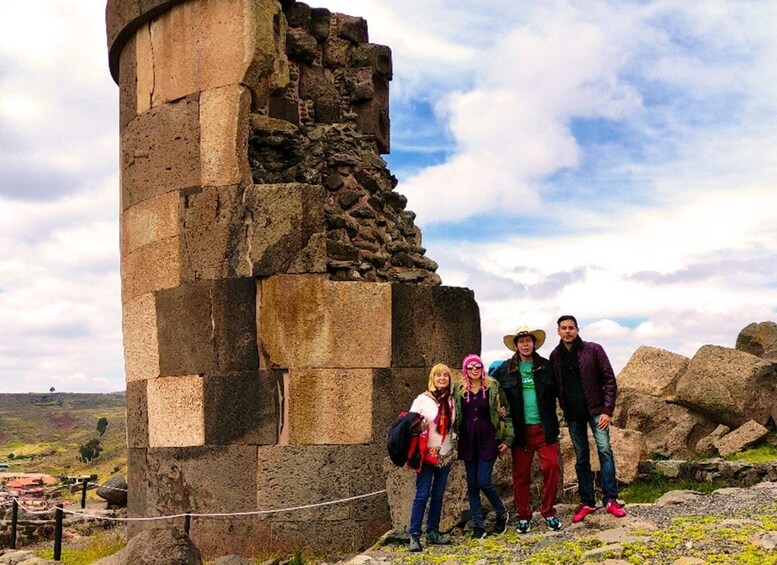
[549,339,617,417]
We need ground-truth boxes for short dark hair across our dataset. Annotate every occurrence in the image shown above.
[557,315,578,328]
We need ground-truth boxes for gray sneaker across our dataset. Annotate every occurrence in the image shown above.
[426,530,451,545]
[409,535,422,552]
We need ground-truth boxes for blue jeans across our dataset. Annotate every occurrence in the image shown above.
[464,458,506,527]
[568,415,618,506]
[409,463,451,536]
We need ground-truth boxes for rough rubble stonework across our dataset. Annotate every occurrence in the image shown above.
[106,0,479,558]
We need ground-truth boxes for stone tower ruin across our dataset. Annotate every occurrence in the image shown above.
[107,0,480,556]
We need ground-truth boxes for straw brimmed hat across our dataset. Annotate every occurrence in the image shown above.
[503,326,546,352]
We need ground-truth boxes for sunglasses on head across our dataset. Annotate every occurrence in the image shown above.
[466,363,483,370]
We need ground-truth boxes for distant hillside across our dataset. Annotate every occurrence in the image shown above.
[0,392,127,484]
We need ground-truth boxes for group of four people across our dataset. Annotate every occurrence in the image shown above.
[406,315,626,552]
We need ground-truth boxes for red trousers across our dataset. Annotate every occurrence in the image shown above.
[511,424,560,520]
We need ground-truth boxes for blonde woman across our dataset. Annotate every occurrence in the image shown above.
[407,363,456,552]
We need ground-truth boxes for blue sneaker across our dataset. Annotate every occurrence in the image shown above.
[516,519,531,534]
[545,516,562,531]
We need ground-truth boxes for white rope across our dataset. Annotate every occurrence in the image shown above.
[87,481,127,492]
[58,489,388,522]
[9,498,53,515]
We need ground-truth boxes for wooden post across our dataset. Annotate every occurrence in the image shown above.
[184,512,191,535]
[53,504,63,561]
[10,499,18,549]
[80,480,88,509]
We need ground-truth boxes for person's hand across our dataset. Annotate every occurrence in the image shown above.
[597,414,611,430]
[429,446,440,457]
[497,443,509,453]
[499,406,507,418]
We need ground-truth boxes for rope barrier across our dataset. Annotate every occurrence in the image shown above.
[57,489,388,522]
[86,481,127,492]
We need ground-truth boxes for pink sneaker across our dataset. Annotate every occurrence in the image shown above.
[571,504,597,523]
[605,500,627,518]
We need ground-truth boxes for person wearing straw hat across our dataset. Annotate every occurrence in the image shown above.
[491,326,562,533]
[549,315,626,523]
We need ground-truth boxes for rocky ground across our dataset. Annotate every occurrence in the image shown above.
[338,482,777,565]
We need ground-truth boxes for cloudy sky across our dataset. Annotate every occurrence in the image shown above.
[1,1,776,392]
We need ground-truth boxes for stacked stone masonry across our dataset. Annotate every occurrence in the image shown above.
[107,0,480,557]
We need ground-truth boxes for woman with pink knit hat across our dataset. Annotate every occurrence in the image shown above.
[453,353,514,539]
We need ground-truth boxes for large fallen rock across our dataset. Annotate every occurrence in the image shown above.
[695,424,731,455]
[713,420,769,457]
[96,475,127,507]
[559,425,647,486]
[613,390,714,459]
[674,345,777,427]
[617,346,689,397]
[736,321,777,363]
[93,528,202,565]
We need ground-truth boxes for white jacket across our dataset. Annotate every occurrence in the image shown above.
[409,392,456,456]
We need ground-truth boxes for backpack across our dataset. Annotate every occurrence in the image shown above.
[386,411,421,467]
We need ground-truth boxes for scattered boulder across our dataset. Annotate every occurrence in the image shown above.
[559,426,647,485]
[617,346,689,397]
[93,528,201,565]
[736,321,777,363]
[674,345,777,428]
[695,424,731,455]
[654,490,705,506]
[713,420,769,457]
[96,475,127,507]
[613,390,714,459]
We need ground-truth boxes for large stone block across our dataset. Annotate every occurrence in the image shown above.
[127,445,259,521]
[200,85,252,188]
[147,375,205,447]
[122,292,160,382]
[118,31,138,129]
[121,95,200,210]
[156,278,258,375]
[391,284,480,368]
[137,0,288,110]
[714,420,769,457]
[121,190,179,257]
[736,321,777,363]
[121,236,181,303]
[258,275,391,368]
[613,389,715,459]
[203,371,282,445]
[256,444,386,523]
[180,183,326,281]
[560,425,647,485]
[286,368,372,444]
[617,345,689,397]
[674,345,777,428]
[125,379,149,448]
[371,367,428,445]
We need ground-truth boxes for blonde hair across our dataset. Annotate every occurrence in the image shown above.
[427,363,452,393]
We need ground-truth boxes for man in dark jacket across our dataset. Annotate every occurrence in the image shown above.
[549,315,626,523]
[492,326,561,533]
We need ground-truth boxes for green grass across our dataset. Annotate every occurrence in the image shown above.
[726,444,777,463]
[620,472,726,503]
[35,529,125,564]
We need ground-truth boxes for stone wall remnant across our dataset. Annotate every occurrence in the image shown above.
[107,0,480,557]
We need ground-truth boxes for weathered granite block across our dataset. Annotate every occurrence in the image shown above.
[286,368,373,445]
[371,367,427,444]
[180,183,326,281]
[391,284,480,368]
[121,190,179,257]
[258,275,391,368]
[348,43,392,79]
[125,379,148,448]
[147,375,205,447]
[121,95,200,210]
[200,84,252,188]
[118,31,137,129]
[122,292,160,382]
[617,345,690,397]
[203,370,283,445]
[136,0,288,110]
[121,236,181,302]
[256,444,386,523]
[156,278,258,375]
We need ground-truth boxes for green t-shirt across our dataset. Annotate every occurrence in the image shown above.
[520,361,541,424]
